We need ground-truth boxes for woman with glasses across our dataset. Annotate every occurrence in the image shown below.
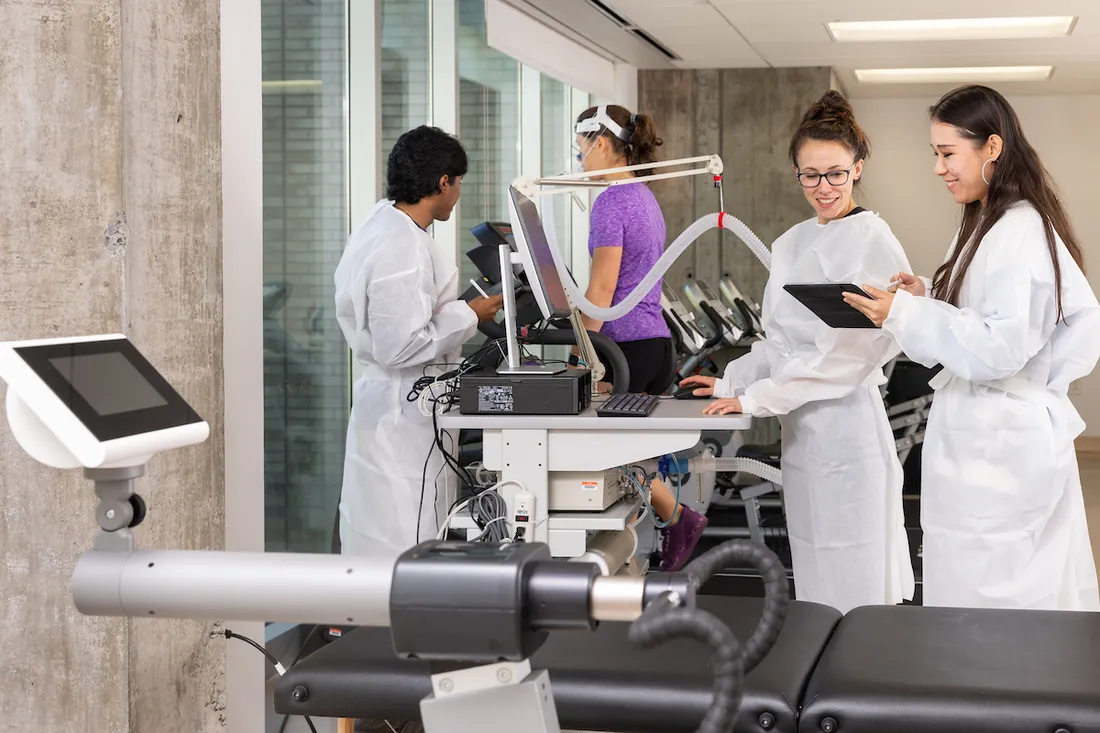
[680,91,915,613]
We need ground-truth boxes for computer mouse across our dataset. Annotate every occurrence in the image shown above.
[672,385,709,400]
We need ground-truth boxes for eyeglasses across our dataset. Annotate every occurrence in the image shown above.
[796,166,856,188]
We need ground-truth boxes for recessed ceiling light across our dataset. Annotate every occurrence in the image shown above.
[854,66,1054,84]
[828,16,1076,42]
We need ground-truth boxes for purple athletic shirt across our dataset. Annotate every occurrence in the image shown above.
[587,182,671,343]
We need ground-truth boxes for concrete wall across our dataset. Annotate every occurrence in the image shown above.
[0,0,225,729]
[638,67,833,301]
[638,68,832,443]
[853,93,1100,436]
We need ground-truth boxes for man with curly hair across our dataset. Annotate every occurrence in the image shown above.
[334,126,503,559]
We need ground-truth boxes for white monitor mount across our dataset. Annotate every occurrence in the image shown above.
[499,155,725,388]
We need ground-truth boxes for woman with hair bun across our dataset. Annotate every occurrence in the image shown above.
[680,91,915,613]
[572,104,709,571]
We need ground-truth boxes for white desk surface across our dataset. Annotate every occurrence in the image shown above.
[438,396,752,431]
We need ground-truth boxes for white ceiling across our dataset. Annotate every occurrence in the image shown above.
[588,0,1100,96]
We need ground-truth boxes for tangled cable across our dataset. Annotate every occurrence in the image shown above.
[469,489,508,543]
[627,539,789,733]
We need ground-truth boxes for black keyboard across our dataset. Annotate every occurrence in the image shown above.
[595,393,661,418]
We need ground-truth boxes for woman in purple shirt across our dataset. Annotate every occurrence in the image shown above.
[574,104,708,570]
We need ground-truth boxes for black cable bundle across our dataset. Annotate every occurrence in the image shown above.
[627,540,790,733]
[411,338,511,542]
[406,337,507,403]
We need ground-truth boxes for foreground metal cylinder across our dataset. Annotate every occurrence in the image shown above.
[570,528,637,576]
[71,550,395,626]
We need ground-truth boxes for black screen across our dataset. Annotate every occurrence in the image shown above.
[15,339,204,442]
[49,352,169,416]
[509,187,572,318]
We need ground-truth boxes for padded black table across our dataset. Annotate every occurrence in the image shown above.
[800,604,1100,733]
[275,595,841,733]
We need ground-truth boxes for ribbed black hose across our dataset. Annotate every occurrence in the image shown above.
[626,540,789,733]
[683,539,789,674]
[627,595,743,733]
[478,319,632,394]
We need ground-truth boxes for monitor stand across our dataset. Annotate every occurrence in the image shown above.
[496,244,564,376]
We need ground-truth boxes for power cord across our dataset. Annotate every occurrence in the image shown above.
[276,626,322,733]
[223,629,318,733]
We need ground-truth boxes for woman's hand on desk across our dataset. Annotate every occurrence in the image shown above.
[679,375,716,397]
[703,398,743,415]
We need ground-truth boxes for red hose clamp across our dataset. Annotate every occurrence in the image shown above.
[718,211,726,229]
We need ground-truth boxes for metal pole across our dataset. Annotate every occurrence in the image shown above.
[71,550,396,626]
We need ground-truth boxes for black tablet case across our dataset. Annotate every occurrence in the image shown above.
[783,283,879,329]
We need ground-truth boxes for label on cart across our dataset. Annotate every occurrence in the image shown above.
[477,385,514,412]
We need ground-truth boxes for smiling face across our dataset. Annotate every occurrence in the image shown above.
[930,121,1003,206]
[794,139,864,224]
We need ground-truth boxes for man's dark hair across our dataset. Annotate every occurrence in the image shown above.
[386,126,468,204]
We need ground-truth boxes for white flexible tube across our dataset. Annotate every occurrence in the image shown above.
[726,457,783,486]
[542,194,772,322]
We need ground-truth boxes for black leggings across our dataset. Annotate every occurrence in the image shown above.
[604,337,676,394]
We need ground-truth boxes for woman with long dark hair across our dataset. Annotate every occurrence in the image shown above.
[845,85,1100,610]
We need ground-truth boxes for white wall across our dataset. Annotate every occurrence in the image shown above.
[853,94,1100,435]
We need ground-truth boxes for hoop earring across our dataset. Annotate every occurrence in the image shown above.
[981,158,996,185]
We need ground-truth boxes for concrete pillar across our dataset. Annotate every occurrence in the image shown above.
[639,67,832,445]
[639,67,833,299]
[0,0,225,729]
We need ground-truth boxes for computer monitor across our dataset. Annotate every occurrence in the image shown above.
[507,186,572,320]
[0,334,208,469]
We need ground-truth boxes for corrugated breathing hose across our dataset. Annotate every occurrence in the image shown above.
[627,539,789,733]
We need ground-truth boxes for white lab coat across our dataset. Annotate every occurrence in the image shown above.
[884,202,1100,610]
[715,211,915,613]
[335,200,478,557]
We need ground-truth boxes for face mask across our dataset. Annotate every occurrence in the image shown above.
[573,137,596,173]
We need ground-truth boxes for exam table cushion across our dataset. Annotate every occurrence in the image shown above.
[800,604,1100,733]
[274,595,841,733]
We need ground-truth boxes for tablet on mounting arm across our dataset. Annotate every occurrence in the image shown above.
[783,283,879,329]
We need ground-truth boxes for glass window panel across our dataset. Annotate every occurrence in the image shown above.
[261,0,349,554]
[458,0,520,355]
[540,74,573,268]
[381,0,432,187]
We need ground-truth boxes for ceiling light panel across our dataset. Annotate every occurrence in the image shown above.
[828,16,1077,42]
[854,65,1055,84]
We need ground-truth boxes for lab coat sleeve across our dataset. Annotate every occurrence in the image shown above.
[362,239,478,369]
[882,213,1054,383]
[712,340,778,399]
[1049,304,1100,393]
[737,220,910,418]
